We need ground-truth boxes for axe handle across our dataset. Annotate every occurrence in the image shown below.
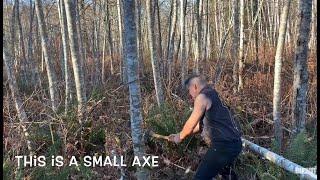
[150,132,170,141]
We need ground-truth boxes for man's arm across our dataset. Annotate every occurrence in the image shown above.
[192,122,200,134]
[179,95,207,140]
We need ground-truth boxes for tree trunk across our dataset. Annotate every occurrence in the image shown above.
[3,40,33,155]
[273,0,291,150]
[10,1,17,73]
[155,0,164,77]
[242,138,317,179]
[64,0,87,120]
[15,0,28,83]
[75,0,86,84]
[166,0,178,85]
[188,2,195,63]
[35,0,59,112]
[237,0,245,91]
[102,0,111,83]
[135,0,144,77]
[254,0,259,64]
[291,0,312,135]
[213,19,232,86]
[180,0,187,86]
[27,1,41,86]
[194,0,202,74]
[232,0,239,93]
[92,0,99,86]
[309,0,316,53]
[146,0,164,106]
[117,0,127,83]
[122,0,150,179]
[202,0,209,67]
[57,0,72,114]
[107,0,114,76]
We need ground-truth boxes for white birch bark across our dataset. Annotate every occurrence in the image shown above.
[117,0,127,83]
[309,0,317,52]
[3,40,33,155]
[122,0,150,178]
[166,0,178,85]
[35,0,59,112]
[146,0,164,106]
[193,0,202,74]
[15,0,28,82]
[180,0,187,86]
[102,0,113,83]
[64,0,87,120]
[201,0,209,66]
[232,0,239,93]
[237,0,245,91]
[135,0,143,76]
[57,0,71,114]
[75,0,86,74]
[273,0,291,150]
[242,138,317,180]
[27,1,41,86]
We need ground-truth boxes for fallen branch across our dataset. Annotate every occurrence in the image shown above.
[242,138,317,180]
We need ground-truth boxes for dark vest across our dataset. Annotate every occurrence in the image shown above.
[199,86,241,146]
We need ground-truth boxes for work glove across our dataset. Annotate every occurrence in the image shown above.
[168,133,181,144]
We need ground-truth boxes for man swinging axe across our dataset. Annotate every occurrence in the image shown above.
[168,75,242,180]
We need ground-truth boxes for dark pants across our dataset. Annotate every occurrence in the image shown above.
[193,140,242,180]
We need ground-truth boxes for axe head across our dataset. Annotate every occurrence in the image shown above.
[143,129,153,142]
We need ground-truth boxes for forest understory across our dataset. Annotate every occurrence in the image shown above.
[3,46,317,179]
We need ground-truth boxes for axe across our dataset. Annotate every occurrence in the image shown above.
[144,130,170,141]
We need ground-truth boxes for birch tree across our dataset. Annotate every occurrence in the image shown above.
[166,0,178,84]
[122,0,149,178]
[232,0,239,93]
[91,0,101,86]
[155,0,164,76]
[135,0,143,76]
[193,0,202,74]
[15,0,28,82]
[146,0,164,106]
[254,0,259,64]
[180,0,187,86]
[4,40,33,155]
[64,0,87,119]
[57,0,72,113]
[201,0,209,65]
[117,0,127,83]
[27,1,41,86]
[10,1,17,71]
[309,0,317,53]
[292,0,312,135]
[102,0,114,83]
[237,0,245,91]
[75,0,86,74]
[35,0,59,112]
[273,0,291,150]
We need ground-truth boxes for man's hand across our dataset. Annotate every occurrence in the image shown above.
[168,133,181,144]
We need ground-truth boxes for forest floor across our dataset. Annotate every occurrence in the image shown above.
[3,50,317,179]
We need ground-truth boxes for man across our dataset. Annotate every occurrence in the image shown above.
[168,75,242,180]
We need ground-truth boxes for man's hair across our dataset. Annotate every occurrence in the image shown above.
[184,74,207,89]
